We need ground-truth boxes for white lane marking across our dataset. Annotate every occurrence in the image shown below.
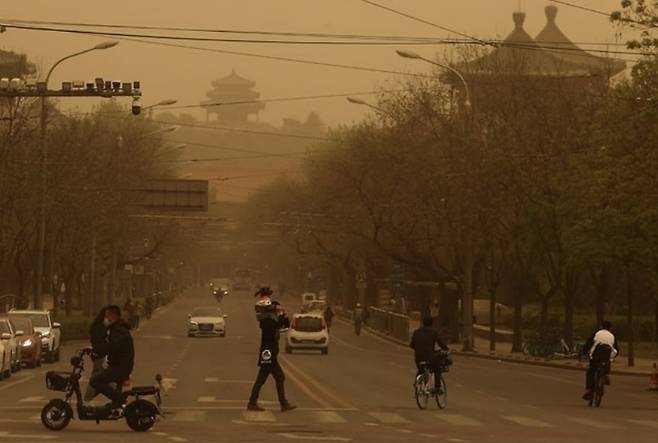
[243,410,277,422]
[364,422,380,427]
[278,433,352,442]
[501,416,553,428]
[173,411,206,422]
[0,419,38,424]
[154,432,170,436]
[0,375,35,392]
[568,418,621,429]
[368,412,410,424]
[19,396,45,403]
[197,397,278,404]
[435,413,482,426]
[311,411,347,423]
[169,438,187,442]
[0,432,56,440]
[627,419,658,429]
[447,439,469,443]
[204,377,252,384]
[419,434,438,438]
[396,429,413,434]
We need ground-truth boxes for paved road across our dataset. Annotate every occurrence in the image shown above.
[1,288,657,443]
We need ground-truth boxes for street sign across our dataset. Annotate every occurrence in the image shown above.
[134,179,208,212]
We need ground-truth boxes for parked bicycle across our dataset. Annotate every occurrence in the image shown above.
[41,348,163,432]
[413,351,450,410]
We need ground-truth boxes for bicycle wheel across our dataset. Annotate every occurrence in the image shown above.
[435,374,448,409]
[414,373,429,410]
[593,370,605,408]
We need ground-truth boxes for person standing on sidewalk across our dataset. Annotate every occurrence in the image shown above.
[247,299,297,412]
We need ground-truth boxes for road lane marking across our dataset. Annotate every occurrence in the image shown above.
[169,438,187,442]
[501,416,553,428]
[0,375,35,392]
[173,411,206,422]
[243,410,276,422]
[19,396,45,403]
[278,433,352,442]
[197,397,278,404]
[311,411,347,423]
[434,413,482,426]
[204,377,252,384]
[627,419,658,429]
[280,355,355,410]
[0,432,56,440]
[568,418,621,429]
[368,412,410,424]
[278,358,333,409]
[165,406,356,411]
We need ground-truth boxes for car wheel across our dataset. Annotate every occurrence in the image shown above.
[321,348,329,355]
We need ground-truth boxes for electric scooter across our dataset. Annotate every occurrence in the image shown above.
[41,348,162,432]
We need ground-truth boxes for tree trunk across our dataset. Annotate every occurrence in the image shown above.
[626,264,635,367]
[489,290,497,352]
[654,299,658,343]
[438,282,460,344]
[512,276,525,353]
[563,289,575,348]
[462,248,475,352]
[539,293,550,332]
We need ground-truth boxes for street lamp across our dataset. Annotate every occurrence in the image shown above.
[35,41,120,309]
[396,49,471,108]
[143,99,178,111]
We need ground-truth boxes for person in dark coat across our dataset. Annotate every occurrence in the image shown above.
[324,304,335,331]
[89,305,134,408]
[410,317,449,376]
[84,307,109,401]
[247,300,296,412]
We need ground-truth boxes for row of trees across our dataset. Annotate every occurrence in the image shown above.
[0,55,200,317]
[243,45,658,365]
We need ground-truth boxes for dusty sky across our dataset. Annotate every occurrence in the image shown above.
[0,0,631,128]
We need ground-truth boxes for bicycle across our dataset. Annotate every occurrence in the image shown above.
[588,359,610,408]
[413,351,450,410]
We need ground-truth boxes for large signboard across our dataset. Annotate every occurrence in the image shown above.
[135,179,208,212]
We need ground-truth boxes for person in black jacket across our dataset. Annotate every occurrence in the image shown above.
[410,317,449,376]
[247,300,297,412]
[89,305,135,408]
[84,307,109,401]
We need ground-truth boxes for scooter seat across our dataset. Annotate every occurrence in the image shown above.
[130,385,158,396]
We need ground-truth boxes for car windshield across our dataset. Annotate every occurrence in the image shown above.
[10,313,49,327]
[294,317,323,332]
[192,308,222,317]
[0,320,10,334]
[9,318,30,333]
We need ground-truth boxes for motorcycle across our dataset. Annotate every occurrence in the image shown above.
[41,348,162,432]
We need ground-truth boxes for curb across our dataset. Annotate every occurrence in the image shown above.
[338,315,651,378]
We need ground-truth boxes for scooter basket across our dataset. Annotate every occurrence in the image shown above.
[45,371,72,391]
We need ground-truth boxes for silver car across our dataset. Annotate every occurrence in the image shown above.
[187,307,228,337]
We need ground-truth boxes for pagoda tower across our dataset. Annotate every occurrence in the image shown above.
[201,70,265,123]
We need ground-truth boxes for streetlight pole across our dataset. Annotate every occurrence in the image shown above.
[34,41,119,309]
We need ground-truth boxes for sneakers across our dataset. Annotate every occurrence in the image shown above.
[582,390,593,401]
[246,403,265,412]
[281,403,297,413]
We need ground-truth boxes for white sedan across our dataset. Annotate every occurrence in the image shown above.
[187,307,228,337]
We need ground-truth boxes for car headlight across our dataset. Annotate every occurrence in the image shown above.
[22,339,33,347]
[41,331,50,338]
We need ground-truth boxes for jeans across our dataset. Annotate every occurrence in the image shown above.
[249,362,288,405]
[84,358,105,401]
[90,367,128,405]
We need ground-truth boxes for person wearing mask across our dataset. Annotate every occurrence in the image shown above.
[581,320,619,400]
[247,299,296,412]
[410,317,449,377]
[88,305,135,409]
[84,306,109,401]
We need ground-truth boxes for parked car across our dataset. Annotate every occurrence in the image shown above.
[8,310,61,363]
[0,317,22,372]
[8,317,42,368]
[285,313,329,355]
[0,338,12,380]
[302,300,327,315]
[187,307,228,337]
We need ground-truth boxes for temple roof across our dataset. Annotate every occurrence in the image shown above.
[210,70,256,89]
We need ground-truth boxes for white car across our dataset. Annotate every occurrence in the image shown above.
[8,310,61,363]
[0,318,23,372]
[0,337,12,379]
[187,307,228,337]
[285,313,329,355]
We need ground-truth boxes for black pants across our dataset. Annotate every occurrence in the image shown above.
[90,367,128,405]
[586,360,610,390]
[249,362,287,405]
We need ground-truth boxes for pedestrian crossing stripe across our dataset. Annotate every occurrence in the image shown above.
[626,419,658,429]
[243,410,276,422]
[435,413,482,426]
[568,417,621,429]
[18,397,44,403]
[311,411,347,423]
[501,415,553,428]
[173,411,207,422]
[368,412,410,424]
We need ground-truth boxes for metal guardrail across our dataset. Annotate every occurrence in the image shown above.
[368,307,410,343]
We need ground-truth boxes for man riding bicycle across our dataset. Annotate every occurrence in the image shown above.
[410,317,449,377]
[581,320,618,401]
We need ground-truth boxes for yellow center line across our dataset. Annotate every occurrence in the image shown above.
[278,358,333,409]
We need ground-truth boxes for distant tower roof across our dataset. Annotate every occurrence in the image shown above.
[535,5,625,77]
[211,69,256,89]
[202,70,264,123]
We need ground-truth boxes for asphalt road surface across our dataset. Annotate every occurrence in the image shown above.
[1,288,657,443]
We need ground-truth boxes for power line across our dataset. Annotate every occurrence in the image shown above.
[358,0,491,46]
[546,0,611,18]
